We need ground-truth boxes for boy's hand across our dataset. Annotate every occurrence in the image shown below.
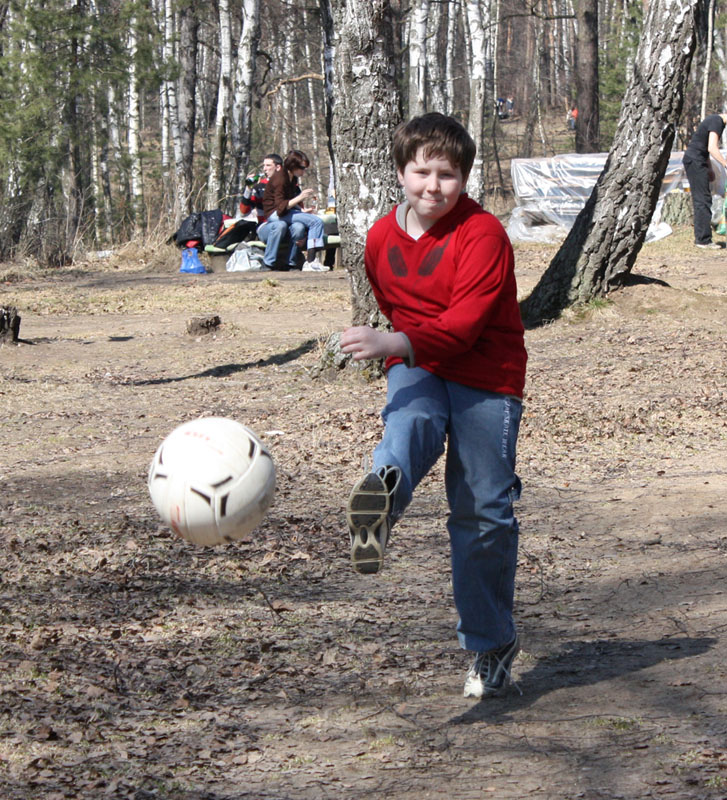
[340,326,408,361]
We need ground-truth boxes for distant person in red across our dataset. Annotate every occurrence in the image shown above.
[567,106,577,131]
[683,113,727,249]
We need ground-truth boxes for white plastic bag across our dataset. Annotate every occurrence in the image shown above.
[226,245,269,272]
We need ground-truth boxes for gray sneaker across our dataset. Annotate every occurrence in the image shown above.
[695,242,722,250]
[347,466,401,574]
[463,634,520,698]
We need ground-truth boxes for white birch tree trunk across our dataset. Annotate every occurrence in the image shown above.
[408,0,429,116]
[324,0,402,331]
[176,1,198,216]
[464,0,492,202]
[127,16,144,230]
[162,0,182,179]
[426,0,446,113]
[230,0,260,203]
[303,7,323,198]
[700,0,715,118]
[206,0,232,208]
[445,0,459,115]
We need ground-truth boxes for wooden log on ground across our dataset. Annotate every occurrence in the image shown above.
[187,314,221,335]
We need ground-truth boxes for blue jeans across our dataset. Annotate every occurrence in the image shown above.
[372,364,522,653]
[259,210,325,267]
[256,219,289,267]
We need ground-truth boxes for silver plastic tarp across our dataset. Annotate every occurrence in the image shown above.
[506,151,726,243]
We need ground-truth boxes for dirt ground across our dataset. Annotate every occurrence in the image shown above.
[1,228,726,800]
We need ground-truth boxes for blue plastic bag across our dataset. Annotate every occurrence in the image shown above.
[179,247,207,274]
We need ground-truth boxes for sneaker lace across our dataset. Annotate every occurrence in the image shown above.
[474,649,523,697]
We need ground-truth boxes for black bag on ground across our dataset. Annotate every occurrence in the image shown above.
[172,209,224,248]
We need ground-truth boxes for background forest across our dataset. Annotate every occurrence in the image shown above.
[0,0,725,267]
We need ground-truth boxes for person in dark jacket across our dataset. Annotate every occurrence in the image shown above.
[683,113,727,249]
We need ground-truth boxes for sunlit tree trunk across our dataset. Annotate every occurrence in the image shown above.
[230,0,260,207]
[176,0,198,215]
[700,0,715,118]
[300,7,321,196]
[325,0,403,333]
[127,15,144,231]
[445,0,459,114]
[464,0,492,202]
[206,0,232,208]
[408,0,429,116]
[427,0,446,113]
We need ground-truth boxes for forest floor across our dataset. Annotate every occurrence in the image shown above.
[1,225,727,800]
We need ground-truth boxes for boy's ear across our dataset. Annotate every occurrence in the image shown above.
[396,169,405,186]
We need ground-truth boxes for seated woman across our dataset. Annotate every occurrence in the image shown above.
[258,150,329,271]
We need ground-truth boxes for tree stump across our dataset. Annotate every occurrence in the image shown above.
[661,191,693,227]
[186,314,221,335]
[0,306,21,345]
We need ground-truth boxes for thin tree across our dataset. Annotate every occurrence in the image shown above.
[520,0,703,325]
[176,0,198,215]
[206,0,232,209]
[408,0,429,116]
[464,0,493,202]
[229,0,260,208]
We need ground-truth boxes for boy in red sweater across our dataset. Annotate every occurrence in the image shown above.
[340,113,527,699]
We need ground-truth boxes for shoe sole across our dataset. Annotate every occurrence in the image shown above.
[347,473,389,574]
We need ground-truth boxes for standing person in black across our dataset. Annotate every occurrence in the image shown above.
[683,113,727,249]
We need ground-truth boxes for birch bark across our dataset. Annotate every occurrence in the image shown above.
[230,0,260,203]
[407,0,429,116]
[206,0,232,208]
[325,0,403,330]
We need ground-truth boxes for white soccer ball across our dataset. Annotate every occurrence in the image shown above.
[148,417,276,546]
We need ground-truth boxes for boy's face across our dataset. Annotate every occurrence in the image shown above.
[397,147,464,230]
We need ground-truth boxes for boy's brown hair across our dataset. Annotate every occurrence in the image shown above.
[392,113,476,181]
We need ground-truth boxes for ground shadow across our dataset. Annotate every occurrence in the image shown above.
[621,273,671,287]
[450,635,716,724]
[133,338,318,385]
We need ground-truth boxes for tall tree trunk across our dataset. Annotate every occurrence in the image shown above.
[575,0,599,153]
[700,0,715,117]
[464,0,492,202]
[127,15,144,230]
[445,0,459,115]
[520,0,701,326]
[176,0,198,215]
[206,0,232,209]
[303,7,323,199]
[407,0,429,116]
[426,0,446,113]
[230,0,260,207]
[327,0,403,331]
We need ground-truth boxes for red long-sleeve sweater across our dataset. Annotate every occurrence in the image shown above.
[364,193,527,397]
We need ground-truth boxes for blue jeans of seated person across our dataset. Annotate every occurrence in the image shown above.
[259,210,325,267]
[372,363,522,654]
[273,209,325,265]
[256,219,289,268]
